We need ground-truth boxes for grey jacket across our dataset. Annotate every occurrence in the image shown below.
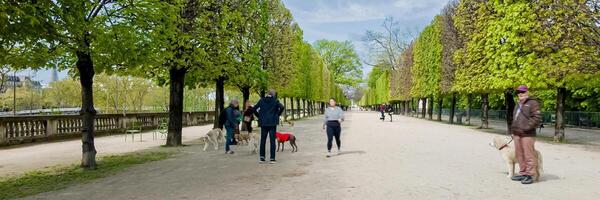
[324,106,344,124]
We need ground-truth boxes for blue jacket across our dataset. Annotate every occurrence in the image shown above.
[224,106,241,128]
[252,96,284,127]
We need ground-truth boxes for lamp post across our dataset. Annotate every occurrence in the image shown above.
[13,70,16,116]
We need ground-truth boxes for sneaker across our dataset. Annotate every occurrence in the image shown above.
[326,151,332,157]
[269,159,277,164]
[227,151,235,154]
[511,175,527,181]
[336,149,341,155]
[521,176,534,184]
[259,160,265,164]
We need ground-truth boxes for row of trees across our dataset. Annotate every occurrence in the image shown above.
[0,75,223,113]
[1,0,349,169]
[360,0,600,142]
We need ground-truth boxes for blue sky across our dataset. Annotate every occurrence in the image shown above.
[282,0,450,77]
[23,0,450,84]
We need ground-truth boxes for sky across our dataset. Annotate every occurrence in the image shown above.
[281,0,451,77]
[21,0,450,84]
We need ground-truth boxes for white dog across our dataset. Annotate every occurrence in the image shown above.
[489,136,543,180]
[201,128,225,151]
[249,131,260,154]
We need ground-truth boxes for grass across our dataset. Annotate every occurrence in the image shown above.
[0,149,177,200]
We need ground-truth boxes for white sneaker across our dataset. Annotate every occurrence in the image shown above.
[336,149,341,155]
[326,151,332,157]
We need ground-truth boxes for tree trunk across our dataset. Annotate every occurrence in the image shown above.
[241,87,250,110]
[421,98,427,118]
[428,96,434,120]
[437,97,443,121]
[213,77,225,129]
[303,99,307,118]
[283,97,288,121]
[466,94,472,125]
[481,93,489,129]
[296,98,301,118]
[259,90,266,98]
[167,67,187,146]
[554,87,566,142]
[76,50,97,169]
[240,87,250,131]
[449,93,457,124]
[290,97,295,120]
[504,89,516,133]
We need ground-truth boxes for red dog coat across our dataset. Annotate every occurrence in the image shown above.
[275,132,292,142]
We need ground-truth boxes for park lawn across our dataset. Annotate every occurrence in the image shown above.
[0,148,179,200]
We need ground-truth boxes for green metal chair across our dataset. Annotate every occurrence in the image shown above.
[125,121,143,142]
[153,122,168,140]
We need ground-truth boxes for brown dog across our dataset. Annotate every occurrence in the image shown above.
[275,132,297,152]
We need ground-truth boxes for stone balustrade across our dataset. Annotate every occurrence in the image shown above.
[0,111,215,146]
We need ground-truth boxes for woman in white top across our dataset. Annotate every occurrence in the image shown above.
[323,98,344,157]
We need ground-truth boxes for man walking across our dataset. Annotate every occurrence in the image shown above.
[510,85,542,184]
[253,90,285,164]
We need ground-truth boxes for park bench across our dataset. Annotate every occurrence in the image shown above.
[125,121,143,142]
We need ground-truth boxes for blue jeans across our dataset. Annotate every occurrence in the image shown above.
[225,126,234,152]
[260,126,277,161]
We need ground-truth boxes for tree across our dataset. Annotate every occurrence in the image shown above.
[411,16,442,121]
[313,40,363,89]
[363,17,412,70]
[1,0,160,168]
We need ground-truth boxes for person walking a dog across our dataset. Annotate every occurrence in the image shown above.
[252,90,285,164]
[510,85,542,184]
[323,98,345,157]
[224,99,242,155]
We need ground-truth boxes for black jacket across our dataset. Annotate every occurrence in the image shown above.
[252,96,284,127]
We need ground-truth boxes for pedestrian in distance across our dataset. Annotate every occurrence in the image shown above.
[379,103,386,121]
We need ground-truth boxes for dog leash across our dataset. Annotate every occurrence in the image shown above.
[498,137,513,150]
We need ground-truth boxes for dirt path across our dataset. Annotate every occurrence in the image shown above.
[23,112,600,200]
[0,125,214,177]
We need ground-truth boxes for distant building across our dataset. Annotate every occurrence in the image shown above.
[51,67,59,83]
[1,75,42,93]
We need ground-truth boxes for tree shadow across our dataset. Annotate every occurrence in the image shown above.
[338,150,366,156]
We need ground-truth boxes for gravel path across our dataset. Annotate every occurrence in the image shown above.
[23,112,600,200]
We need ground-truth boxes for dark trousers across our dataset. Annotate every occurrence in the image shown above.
[260,126,277,160]
[225,126,234,152]
[326,121,341,151]
[380,111,385,120]
[244,121,253,133]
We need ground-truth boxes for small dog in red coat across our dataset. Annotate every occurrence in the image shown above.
[275,132,297,152]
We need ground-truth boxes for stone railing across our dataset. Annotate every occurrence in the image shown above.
[0,111,215,145]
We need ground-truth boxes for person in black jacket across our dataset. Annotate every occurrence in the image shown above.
[252,90,285,164]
